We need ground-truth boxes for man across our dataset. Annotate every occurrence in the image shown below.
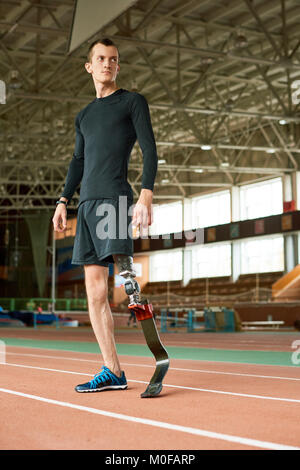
[52,38,158,393]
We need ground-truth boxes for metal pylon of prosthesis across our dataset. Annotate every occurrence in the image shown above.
[120,270,169,398]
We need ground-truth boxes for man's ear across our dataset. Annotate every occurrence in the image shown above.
[85,62,92,74]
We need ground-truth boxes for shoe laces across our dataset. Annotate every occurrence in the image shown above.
[89,366,117,388]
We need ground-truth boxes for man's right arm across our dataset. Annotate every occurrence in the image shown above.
[53,115,84,232]
[60,114,85,201]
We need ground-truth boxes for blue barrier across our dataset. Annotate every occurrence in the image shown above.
[33,313,58,329]
[187,310,194,332]
[160,309,168,333]
[160,308,193,333]
[222,308,235,332]
[204,307,235,332]
[7,310,58,328]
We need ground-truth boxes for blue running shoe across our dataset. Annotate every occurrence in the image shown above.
[75,366,127,393]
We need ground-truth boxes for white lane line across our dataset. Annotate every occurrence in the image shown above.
[163,341,292,350]
[2,362,300,404]
[0,387,298,450]
[6,351,300,382]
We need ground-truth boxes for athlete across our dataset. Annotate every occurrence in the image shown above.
[52,38,161,394]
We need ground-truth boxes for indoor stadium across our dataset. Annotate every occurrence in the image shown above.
[0,0,300,453]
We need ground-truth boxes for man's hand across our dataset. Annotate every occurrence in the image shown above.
[52,200,68,232]
[132,189,153,231]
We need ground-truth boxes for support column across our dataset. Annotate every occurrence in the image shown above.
[295,171,300,210]
[183,248,192,287]
[231,186,240,222]
[282,172,297,211]
[231,240,241,282]
[51,230,56,313]
[283,173,298,272]
[283,173,293,202]
[25,212,51,298]
[183,197,192,230]
[284,234,298,273]
[230,186,241,282]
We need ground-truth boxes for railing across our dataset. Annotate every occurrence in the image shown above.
[143,288,278,309]
[0,297,87,312]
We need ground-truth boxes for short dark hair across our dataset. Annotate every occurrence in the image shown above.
[87,37,120,63]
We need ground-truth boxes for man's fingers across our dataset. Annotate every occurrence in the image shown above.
[52,213,67,232]
[132,205,142,227]
[53,222,63,232]
[52,216,59,231]
[62,214,67,229]
[132,214,140,227]
[142,205,148,227]
[132,202,152,230]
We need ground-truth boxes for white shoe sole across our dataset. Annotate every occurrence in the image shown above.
[75,385,128,393]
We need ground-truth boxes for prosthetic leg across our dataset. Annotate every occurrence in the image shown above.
[113,255,169,398]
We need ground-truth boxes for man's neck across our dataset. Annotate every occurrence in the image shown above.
[95,83,119,99]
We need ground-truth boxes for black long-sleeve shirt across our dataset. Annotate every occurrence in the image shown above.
[61,88,158,205]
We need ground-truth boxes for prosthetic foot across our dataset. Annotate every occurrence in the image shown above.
[129,301,169,398]
[114,255,169,398]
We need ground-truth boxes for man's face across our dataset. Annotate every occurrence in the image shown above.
[85,43,120,84]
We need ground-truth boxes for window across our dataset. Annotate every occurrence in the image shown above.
[149,250,182,282]
[191,242,231,278]
[184,191,231,230]
[240,235,284,274]
[240,178,282,221]
[149,201,182,236]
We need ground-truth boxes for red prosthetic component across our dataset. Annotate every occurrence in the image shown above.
[128,302,153,321]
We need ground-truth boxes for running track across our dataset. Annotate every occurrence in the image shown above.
[1,328,300,450]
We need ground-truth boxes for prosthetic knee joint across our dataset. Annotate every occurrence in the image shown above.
[120,269,141,307]
[113,254,143,305]
[113,255,153,320]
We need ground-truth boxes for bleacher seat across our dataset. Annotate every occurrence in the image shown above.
[139,271,284,310]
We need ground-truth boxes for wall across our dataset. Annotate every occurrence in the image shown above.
[234,302,300,327]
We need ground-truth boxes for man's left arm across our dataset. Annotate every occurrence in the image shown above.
[130,93,158,228]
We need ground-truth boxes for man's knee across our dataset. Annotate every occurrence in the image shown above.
[86,284,108,305]
[84,265,108,304]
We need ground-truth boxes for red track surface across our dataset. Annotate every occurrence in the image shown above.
[1,329,300,450]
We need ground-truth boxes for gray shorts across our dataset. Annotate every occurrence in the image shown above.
[72,197,134,267]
